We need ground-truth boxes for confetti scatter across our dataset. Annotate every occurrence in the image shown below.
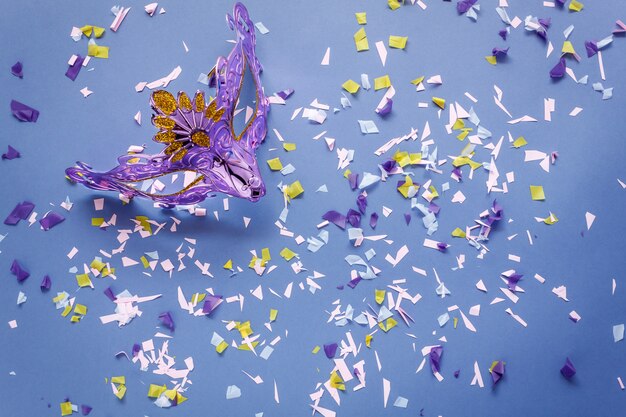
[3,1,626,416]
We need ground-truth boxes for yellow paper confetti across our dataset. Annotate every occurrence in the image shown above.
[485,55,497,65]
[379,317,398,332]
[136,216,152,234]
[451,227,466,238]
[569,0,583,12]
[236,321,253,338]
[111,376,125,385]
[312,346,321,354]
[238,341,259,351]
[90,258,105,271]
[375,289,386,305]
[389,35,408,49]
[223,259,233,269]
[513,137,528,148]
[355,12,367,24]
[148,384,167,398]
[354,28,369,51]
[410,76,424,85]
[452,156,482,170]
[76,273,92,288]
[87,43,109,59]
[101,266,114,277]
[392,150,421,166]
[80,25,105,38]
[91,217,104,226]
[432,97,446,109]
[216,340,229,353]
[285,180,304,199]
[365,334,373,348]
[530,185,546,201]
[374,75,391,91]
[115,384,127,400]
[456,129,472,141]
[279,247,297,261]
[60,402,73,416]
[397,176,418,198]
[283,143,296,152]
[330,371,346,390]
[388,0,401,10]
[190,292,206,304]
[269,309,278,322]
[267,157,283,171]
[111,376,126,400]
[342,79,360,94]
[73,304,87,315]
[543,212,559,225]
[562,41,578,56]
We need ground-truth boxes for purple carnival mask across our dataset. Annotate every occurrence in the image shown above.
[66,3,269,207]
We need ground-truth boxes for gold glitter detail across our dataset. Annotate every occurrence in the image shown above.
[143,174,205,197]
[154,131,176,143]
[152,90,178,115]
[178,92,192,111]
[171,148,187,162]
[206,101,217,119]
[191,131,210,147]
[194,92,205,112]
[212,108,225,122]
[153,116,176,130]
[164,142,182,155]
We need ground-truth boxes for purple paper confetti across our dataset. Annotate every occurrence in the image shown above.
[2,145,20,160]
[11,61,23,78]
[4,201,35,225]
[39,211,65,231]
[550,58,567,79]
[10,100,39,122]
[103,287,117,301]
[370,212,378,229]
[202,295,223,315]
[429,346,443,373]
[457,0,477,14]
[491,360,505,385]
[10,259,30,283]
[158,311,175,331]
[323,343,338,358]
[40,275,52,291]
[377,98,393,116]
[560,357,576,380]
[323,210,347,229]
[65,55,85,81]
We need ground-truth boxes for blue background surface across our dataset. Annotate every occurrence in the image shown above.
[1,1,626,416]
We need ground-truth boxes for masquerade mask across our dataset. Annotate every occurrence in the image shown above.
[66,3,269,207]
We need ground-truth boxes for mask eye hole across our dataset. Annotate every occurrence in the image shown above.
[230,58,258,140]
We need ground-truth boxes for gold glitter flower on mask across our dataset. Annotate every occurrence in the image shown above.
[150,90,225,162]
